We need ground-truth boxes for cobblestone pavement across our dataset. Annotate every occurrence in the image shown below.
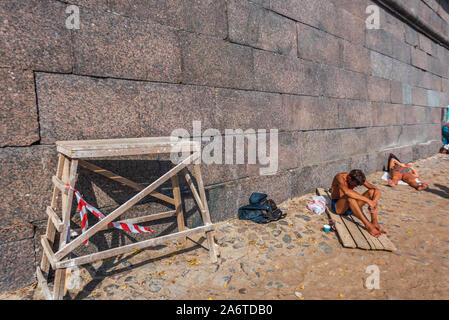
[2,154,449,300]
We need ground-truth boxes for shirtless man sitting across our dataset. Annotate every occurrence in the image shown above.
[330,169,386,237]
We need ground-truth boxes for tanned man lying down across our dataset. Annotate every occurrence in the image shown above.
[330,169,386,238]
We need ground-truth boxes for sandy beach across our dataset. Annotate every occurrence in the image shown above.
[1,153,449,300]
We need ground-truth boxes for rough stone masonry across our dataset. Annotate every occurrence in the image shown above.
[0,0,448,293]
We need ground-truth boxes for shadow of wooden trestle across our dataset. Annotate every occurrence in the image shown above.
[36,137,219,300]
[316,188,396,252]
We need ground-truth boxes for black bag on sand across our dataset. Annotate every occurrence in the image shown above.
[238,192,284,224]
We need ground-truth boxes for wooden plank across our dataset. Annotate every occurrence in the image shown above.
[79,160,175,205]
[41,153,65,273]
[41,236,57,270]
[183,169,205,213]
[316,188,357,249]
[52,175,68,194]
[193,164,219,263]
[56,139,200,158]
[54,152,199,261]
[171,174,186,238]
[56,136,181,147]
[53,158,78,300]
[56,224,215,269]
[377,234,397,251]
[46,206,63,233]
[36,267,53,300]
[351,208,385,250]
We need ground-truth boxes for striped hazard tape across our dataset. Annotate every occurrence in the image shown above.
[68,185,153,245]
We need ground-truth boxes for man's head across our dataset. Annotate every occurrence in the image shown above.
[348,169,366,187]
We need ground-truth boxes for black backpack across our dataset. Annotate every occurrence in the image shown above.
[238,193,284,224]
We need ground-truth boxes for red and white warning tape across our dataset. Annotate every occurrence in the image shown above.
[67,184,154,245]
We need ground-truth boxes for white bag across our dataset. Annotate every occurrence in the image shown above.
[307,195,327,215]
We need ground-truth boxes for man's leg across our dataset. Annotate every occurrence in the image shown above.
[346,198,381,237]
[355,189,386,234]
[403,173,428,191]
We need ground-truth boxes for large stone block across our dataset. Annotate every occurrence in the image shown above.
[418,33,434,55]
[0,238,35,293]
[108,0,227,39]
[370,103,405,127]
[330,7,365,44]
[322,65,367,100]
[72,9,181,83]
[404,25,419,46]
[254,49,323,95]
[297,22,342,67]
[366,126,401,151]
[0,0,72,72]
[391,59,411,84]
[367,76,391,102]
[214,88,283,132]
[390,81,403,104]
[342,40,370,74]
[0,68,39,147]
[427,90,440,107]
[412,87,429,106]
[0,214,34,243]
[0,146,55,222]
[180,32,254,90]
[411,47,428,70]
[370,51,393,80]
[269,0,334,31]
[282,95,339,131]
[36,73,216,144]
[228,0,296,56]
[338,99,373,128]
[365,29,393,57]
[404,106,431,125]
[391,38,411,64]
[402,83,413,105]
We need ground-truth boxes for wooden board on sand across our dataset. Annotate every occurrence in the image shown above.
[316,188,396,252]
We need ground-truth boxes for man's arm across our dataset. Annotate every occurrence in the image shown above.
[336,175,374,206]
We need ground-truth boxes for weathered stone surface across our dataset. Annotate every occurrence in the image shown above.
[371,103,405,127]
[391,38,411,64]
[0,146,55,222]
[402,83,413,105]
[366,126,402,151]
[412,87,429,106]
[297,22,342,67]
[366,29,393,57]
[282,95,339,131]
[214,88,282,132]
[411,47,428,70]
[367,76,391,102]
[0,68,39,147]
[418,33,434,55]
[0,214,34,243]
[65,0,108,10]
[228,0,296,56]
[108,0,227,39]
[342,40,370,74]
[36,73,216,143]
[404,25,419,46]
[322,65,367,100]
[254,50,323,95]
[404,106,431,125]
[180,32,254,90]
[370,51,393,80]
[427,90,440,107]
[390,81,403,104]
[0,0,72,72]
[0,238,35,293]
[330,7,365,44]
[73,9,181,83]
[338,99,372,128]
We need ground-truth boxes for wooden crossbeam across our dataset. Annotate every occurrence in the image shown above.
[41,236,57,270]
[46,206,63,233]
[56,224,214,269]
[54,152,199,261]
[78,160,175,205]
[52,175,68,194]
[183,169,206,213]
[36,267,52,300]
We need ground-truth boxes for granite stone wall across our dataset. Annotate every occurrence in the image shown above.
[1,0,448,293]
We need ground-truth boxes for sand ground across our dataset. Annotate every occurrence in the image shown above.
[1,154,449,300]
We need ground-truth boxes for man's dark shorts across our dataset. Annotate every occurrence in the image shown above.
[331,199,352,216]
